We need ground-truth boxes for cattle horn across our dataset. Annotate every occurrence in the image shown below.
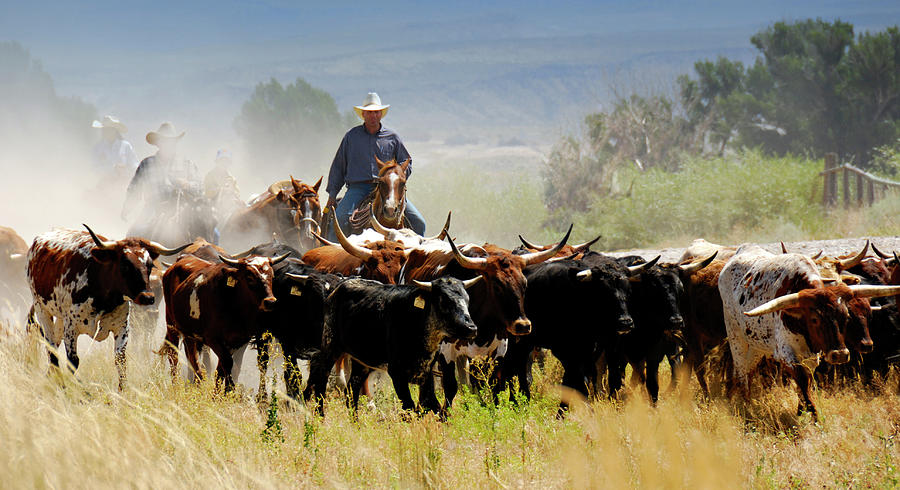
[412,280,432,291]
[271,253,291,265]
[231,248,252,259]
[160,260,174,268]
[333,212,373,260]
[838,240,869,269]
[517,234,542,250]
[425,212,452,241]
[370,214,390,236]
[147,241,192,256]
[811,250,823,260]
[219,254,241,267]
[573,233,602,252]
[679,251,717,275]
[871,243,890,259]
[743,293,802,317]
[519,224,573,266]
[848,284,900,299]
[286,273,309,283]
[889,251,900,267]
[461,275,483,289]
[780,241,788,254]
[576,269,592,282]
[446,235,487,270]
[627,255,660,276]
[83,224,116,249]
[311,231,339,248]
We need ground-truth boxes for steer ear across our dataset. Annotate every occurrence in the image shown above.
[91,248,117,263]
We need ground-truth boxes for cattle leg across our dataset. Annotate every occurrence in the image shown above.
[346,361,370,411]
[255,337,271,402]
[114,329,128,391]
[283,351,303,400]
[646,355,661,405]
[388,368,416,412]
[183,339,204,382]
[417,372,443,415]
[792,365,818,420]
[209,344,235,392]
[437,357,459,411]
[63,326,80,374]
[559,362,588,414]
[304,354,335,414]
[159,327,181,379]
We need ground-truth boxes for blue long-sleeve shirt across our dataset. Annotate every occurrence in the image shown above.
[326,124,412,200]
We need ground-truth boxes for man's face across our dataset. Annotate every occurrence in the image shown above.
[363,109,383,128]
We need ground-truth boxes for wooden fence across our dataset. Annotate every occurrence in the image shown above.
[820,152,900,208]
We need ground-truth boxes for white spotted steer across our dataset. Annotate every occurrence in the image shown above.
[26,225,189,389]
[718,245,900,419]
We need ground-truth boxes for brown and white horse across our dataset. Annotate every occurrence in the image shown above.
[347,157,410,234]
[222,176,323,254]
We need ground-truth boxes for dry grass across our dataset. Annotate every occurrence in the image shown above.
[2,323,900,489]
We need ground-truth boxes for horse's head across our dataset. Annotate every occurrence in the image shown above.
[281,176,323,251]
[373,157,409,229]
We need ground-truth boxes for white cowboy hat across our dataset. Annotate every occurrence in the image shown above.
[354,92,390,119]
[91,115,128,134]
[146,122,185,146]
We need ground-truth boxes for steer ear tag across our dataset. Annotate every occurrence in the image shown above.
[414,296,426,309]
[290,285,303,296]
[226,276,236,287]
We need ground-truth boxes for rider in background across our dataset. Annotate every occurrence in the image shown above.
[122,122,201,239]
[92,115,139,174]
[204,149,244,232]
[325,92,426,240]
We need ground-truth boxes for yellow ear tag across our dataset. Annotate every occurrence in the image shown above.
[290,285,303,296]
[414,296,426,309]
[226,276,236,287]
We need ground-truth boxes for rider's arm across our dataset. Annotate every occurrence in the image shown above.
[326,133,350,203]
[395,135,412,178]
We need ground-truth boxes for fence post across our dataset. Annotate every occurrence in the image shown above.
[857,172,865,206]
[868,180,875,206]
[824,153,837,207]
[843,165,850,209]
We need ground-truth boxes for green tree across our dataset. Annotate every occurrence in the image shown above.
[234,77,349,171]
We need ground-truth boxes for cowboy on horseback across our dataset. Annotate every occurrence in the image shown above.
[122,122,211,243]
[325,92,426,240]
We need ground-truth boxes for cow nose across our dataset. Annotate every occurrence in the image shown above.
[135,292,155,306]
[508,318,532,336]
[617,315,634,335]
[462,322,477,339]
[826,348,850,365]
[261,296,277,312]
[859,339,874,354]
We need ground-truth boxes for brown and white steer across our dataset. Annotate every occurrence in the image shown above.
[718,245,900,419]
[26,225,189,389]
[161,252,289,392]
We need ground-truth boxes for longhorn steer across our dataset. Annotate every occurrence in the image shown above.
[306,276,480,413]
[26,226,189,389]
[161,252,288,392]
[718,246,900,419]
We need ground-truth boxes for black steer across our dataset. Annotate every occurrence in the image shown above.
[306,276,480,414]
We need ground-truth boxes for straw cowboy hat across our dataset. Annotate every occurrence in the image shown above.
[146,122,185,146]
[91,115,128,134]
[354,92,390,119]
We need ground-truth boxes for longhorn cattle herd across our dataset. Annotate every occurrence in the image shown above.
[4,176,900,422]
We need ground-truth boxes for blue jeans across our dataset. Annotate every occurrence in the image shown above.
[328,183,426,241]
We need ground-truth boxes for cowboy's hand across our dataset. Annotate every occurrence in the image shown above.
[326,196,336,210]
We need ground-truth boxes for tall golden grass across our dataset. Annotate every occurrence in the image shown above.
[2,321,899,488]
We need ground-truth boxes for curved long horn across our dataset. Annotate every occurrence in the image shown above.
[311,231,339,248]
[838,240,870,269]
[147,239,192,256]
[83,224,115,249]
[461,275,483,289]
[446,235,487,270]
[871,243,891,259]
[286,273,309,283]
[627,255,660,276]
[333,212,373,260]
[518,234,543,250]
[744,293,802,317]
[370,214,390,236]
[231,248,253,259]
[679,251,718,276]
[811,250,823,260]
[412,280,432,291]
[160,260,174,268]
[219,254,241,267]
[889,251,900,267]
[520,224,573,266]
[425,212,452,241]
[780,241,788,254]
[849,284,900,299]
[573,233,602,252]
[270,252,291,265]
